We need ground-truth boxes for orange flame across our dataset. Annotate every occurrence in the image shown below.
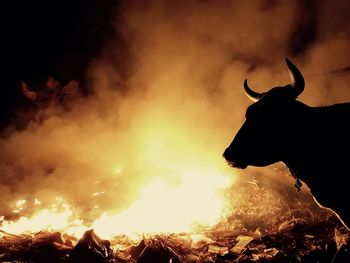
[1,117,236,240]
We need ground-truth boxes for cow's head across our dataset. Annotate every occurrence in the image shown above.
[223,59,305,169]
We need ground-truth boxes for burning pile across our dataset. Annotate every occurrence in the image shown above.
[1,164,349,262]
[1,220,349,263]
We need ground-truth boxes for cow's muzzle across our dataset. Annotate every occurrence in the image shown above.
[225,159,248,169]
[222,149,248,169]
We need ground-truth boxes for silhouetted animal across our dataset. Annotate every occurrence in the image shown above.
[223,59,350,229]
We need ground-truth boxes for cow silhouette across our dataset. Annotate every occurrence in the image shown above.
[223,59,350,229]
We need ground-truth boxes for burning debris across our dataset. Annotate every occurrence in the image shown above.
[0,218,349,262]
[70,229,112,262]
[0,171,349,262]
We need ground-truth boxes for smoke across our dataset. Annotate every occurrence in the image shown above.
[1,0,350,226]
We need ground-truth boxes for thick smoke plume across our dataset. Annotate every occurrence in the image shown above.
[1,0,350,226]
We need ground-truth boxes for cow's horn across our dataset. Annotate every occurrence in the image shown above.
[285,58,304,97]
[244,79,263,102]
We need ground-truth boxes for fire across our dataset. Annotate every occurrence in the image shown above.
[1,170,233,240]
[92,168,233,239]
[0,116,236,240]
[1,200,87,237]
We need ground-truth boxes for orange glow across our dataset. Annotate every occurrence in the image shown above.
[92,168,233,239]
[0,116,236,240]
[1,201,87,237]
[1,168,234,239]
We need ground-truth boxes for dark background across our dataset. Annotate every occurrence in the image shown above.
[1,0,120,129]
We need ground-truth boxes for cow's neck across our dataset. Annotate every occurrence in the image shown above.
[281,101,350,184]
[280,103,325,182]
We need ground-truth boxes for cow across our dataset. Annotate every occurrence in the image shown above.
[223,59,350,230]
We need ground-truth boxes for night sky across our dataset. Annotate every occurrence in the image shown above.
[1,0,119,128]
